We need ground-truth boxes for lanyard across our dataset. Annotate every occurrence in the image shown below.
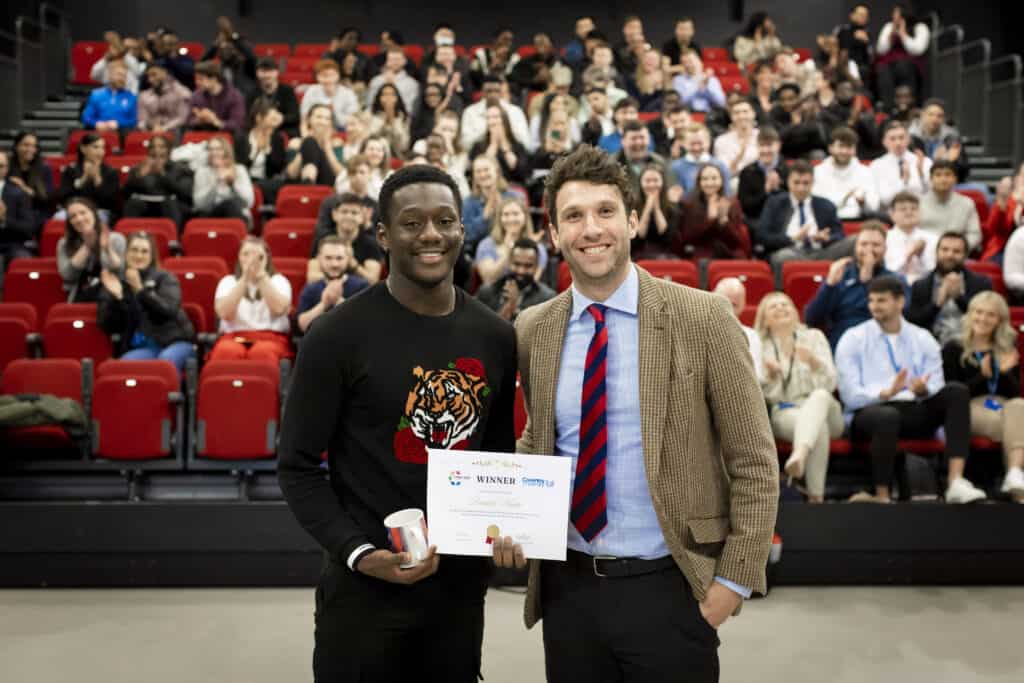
[882,334,902,373]
[770,332,798,394]
[973,351,1000,396]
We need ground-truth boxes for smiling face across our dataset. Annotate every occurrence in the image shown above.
[309,106,334,134]
[363,139,386,168]
[15,134,38,165]
[551,181,637,293]
[970,299,1002,341]
[758,138,780,164]
[472,156,497,192]
[319,242,351,279]
[126,236,154,270]
[331,202,364,242]
[868,290,903,325]
[499,201,526,239]
[787,171,813,202]
[67,201,96,234]
[377,182,464,289]
[936,235,966,274]
[730,101,755,128]
[830,139,856,166]
[698,165,724,197]
[82,137,106,163]
[931,167,956,193]
[763,294,797,332]
[883,124,909,156]
[686,128,708,156]
[485,105,504,134]
[640,168,663,195]
[379,85,399,111]
[855,229,886,267]
[891,199,919,231]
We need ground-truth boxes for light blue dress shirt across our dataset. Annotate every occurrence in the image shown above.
[671,73,727,112]
[835,317,945,425]
[555,265,750,598]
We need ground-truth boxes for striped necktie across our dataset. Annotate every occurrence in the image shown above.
[572,303,609,542]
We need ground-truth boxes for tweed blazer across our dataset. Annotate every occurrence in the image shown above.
[514,265,779,629]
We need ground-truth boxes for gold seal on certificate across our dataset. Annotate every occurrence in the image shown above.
[426,450,572,561]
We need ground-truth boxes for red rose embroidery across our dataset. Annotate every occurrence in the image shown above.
[455,357,486,379]
[393,427,428,464]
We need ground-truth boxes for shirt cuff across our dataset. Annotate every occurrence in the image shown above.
[714,576,753,599]
[346,543,376,571]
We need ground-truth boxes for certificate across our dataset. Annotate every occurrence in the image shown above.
[426,449,572,561]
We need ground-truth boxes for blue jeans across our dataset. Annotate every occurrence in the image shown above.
[121,340,195,373]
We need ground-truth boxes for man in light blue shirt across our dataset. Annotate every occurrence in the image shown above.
[671,50,726,113]
[835,275,986,504]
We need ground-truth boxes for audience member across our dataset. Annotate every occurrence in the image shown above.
[733,12,783,68]
[884,191,935,284]
[525,67,576,124]
[647,98,689,158]
[248,57,300,138]
[670,123,731,195]
[748,60,777,124]
[714,98,760,180]
[875,5,931,108]
[835,4,873,80]
[352,135,393,199]
[210,236,292,362]
[942,291,1024,502]
[82,60,137,131]
[470,28,519,91]
[578,84,615,146]
[525,108,573,206]
[614,15,647,75]
[57,197,125,303]
[983,166,1024,261]
[671,49,725,114]
[136,63,191,134]
[475,237,555,321]
[756,160,847,267]
[286,104,345,187]
[369,83,412,155]
[411,83,454,144]
[614,121,672,192]
[870,120,931,213]
[468,105,529,185]
[821,81,879,157]
[7,132,54,229]
[885,84,919,125]
[769,84,829,160]
[460,75,530,150]
[755,292,843,502]
[192,136,254,223]
[528,94,581,152]
[201,17,257,98]
[296,236,370,333]
[331,155,378,211]
[563,17,595,68]
[57,133,120,221]
[298,60,359,135]
[0,151,35,265]
[96,231,195,372]
[632,163,679,259]
[738,126,787,224]
[836,275,984,504]
[918,161,981,252]
[775,50,818,97]
[90,32,144,94]
[815,34,862,87]
[676,163,750,259]
[366,47,421,114]
[324,27,374,86]
[909,99,969,183]
[474,197,547,286]
[149,29,195,89]
[597,97,641,153]
[235,98,286,203]
[308,193,383,285]
[510,33,564,96]
[462,155,518,252]
[1001,218,1024,304]
[122,136,191,227]
[805,222,903,348]
[340,111,371,162]
[661,18,702,78]
[813,126,879,219]
[907,233,991,345]
[713,276,764,379]
[189,61,246,134]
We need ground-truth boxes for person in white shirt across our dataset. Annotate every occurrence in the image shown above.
[299,59,359,134]
[835,275,985,504]
[713,98,759,181]
[875,6,931,108]
[712,277,764,381]
[918,160,981,252]
[869,119,931,213]
[813,126,880,219]
[1002,226,1024,304]
[365,47,421,115]
[885,191,936,285]
[459,74,531,151]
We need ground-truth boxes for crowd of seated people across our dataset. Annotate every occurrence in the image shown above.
[3,9,1024,504]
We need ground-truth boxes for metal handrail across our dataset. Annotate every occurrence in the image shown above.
[960,39,991,69]
[935,25,964,54]
[989,55,1023,83]
[14,17,42,46]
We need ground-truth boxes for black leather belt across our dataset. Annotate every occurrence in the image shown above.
[566,549,677,578]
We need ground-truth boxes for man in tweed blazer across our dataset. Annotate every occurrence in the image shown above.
[493,145,778,682]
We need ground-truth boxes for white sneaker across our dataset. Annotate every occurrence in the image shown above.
[1001,467,1024,495]
[945,477,987,504]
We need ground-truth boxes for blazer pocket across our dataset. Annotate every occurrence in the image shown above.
[687,515,731,545]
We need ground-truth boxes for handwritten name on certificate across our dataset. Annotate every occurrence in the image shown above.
[426,450,572,561]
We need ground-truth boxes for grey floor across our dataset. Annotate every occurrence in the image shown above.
[2,586,1023,682]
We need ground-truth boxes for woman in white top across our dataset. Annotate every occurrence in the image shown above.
[875,5,931,108]
[473,197,548,285]
[756,292,844,502]
[369,83,411,155]
[210,236,293,363]
[192,136,255,226]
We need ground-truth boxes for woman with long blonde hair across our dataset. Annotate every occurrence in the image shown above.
[755,292,844,502]
[942,291,1024,502]
[473,196,547,285]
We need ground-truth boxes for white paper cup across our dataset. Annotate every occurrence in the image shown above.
[384,508,430,568]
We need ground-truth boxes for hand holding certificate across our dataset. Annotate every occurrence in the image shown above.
[426,450,572,561]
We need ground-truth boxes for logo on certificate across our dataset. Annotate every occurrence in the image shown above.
[448,470,471,486]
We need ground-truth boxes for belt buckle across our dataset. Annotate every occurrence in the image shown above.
[592,555,617,578]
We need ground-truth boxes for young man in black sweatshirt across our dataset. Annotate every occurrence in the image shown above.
[278,164,517,682]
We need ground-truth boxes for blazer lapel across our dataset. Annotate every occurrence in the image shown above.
[531,290,573,455]
[636,268,671,478]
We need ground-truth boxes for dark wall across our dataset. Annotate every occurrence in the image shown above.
[66,0,846,53]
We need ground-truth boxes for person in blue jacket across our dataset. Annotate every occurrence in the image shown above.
[81,60,138,131]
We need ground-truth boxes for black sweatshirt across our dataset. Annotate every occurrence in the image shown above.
[942,341,1021,398]
[278,283,517,585]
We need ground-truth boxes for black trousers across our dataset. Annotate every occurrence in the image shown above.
[876,59,921,109]
[541,554,720,683]
[123,197,185,231]
[312,558,485,683]
[850,383,970,488]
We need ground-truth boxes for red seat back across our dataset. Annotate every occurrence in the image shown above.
[97,359,180,386]
[706,260,775,305]
[182,302,209,334]
[956,189,989,225]
[264,224,315,260]
[196,372,279,459]
[71,41,106,85]
[40,219,66,258]
[181,231,242,272]
[274,257,308,309]
[0,303,38,373]
[275,185,332,219]
[2,268,66,323]
[164,256,229,278]
[254,43,291,59]
[122,131,175,156]
[43,304,113,362]
[162,268,222,335]
[701,47,730,62]
[293,43,330,58]
[67,129,119,155]
[636,260,699,287]
[966,260,1006,295]
[93,375,176,460]
[1,358,83,401]
[114,217,178,259]
[719,75,751,95]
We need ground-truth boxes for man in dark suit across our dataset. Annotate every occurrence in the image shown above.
[906,232,992,345]
[755,159,852,271]
[0,151,35,269]
[737,126,788,225]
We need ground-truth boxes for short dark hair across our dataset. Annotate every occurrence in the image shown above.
[336,192,365,208]
[937,231,968,251]
[789,159,814,177]
[882,119,907,136]
[378,165,463,225]
[757,126,780,144]
[614,97,639,113]
[194,60,224,82]
[858,219,889,239]
[868,275,905,298]
[891,190,920,207]
[831,126,859,146]
[545,145,634,228]
[255,56,278,71]
[666,104,690,116]
[337,26,361,40]
[922,97,946,112]
[622,120,646,135]
[752,59,774,75]
[481,74,505,86]
[585,29,608,43]
[777,83,800,97]
[512,237,539,255]
[931,160,958,176]
[317,235,348,252]
[385,30,405,45]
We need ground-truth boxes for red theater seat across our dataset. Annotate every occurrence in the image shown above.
[43,304,113,362]
[719,75,751,95]
[66,129,120,155]
[701,48,730,62]
[71,41,106,85]
[164,256,229,278]
[114,217,178,259]
[955,189,989,224]
[181,220,245,271]
[0,358,86,452]
[966,260,1005,295]
[636,260,699,287]
[195,360,280,460]
[706,260,774,304]
[0,303,39,373]
[40,219,66,257]
[2,266,65,323]
[122,130,175,155]
[276,185,333,219]
[293,43,330,58]
[782,261,831,317]
[92,360,182,461]
[162,265,222,335]
[273,257,309,309]
[264,222,315,260]
[254,43,291,59]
